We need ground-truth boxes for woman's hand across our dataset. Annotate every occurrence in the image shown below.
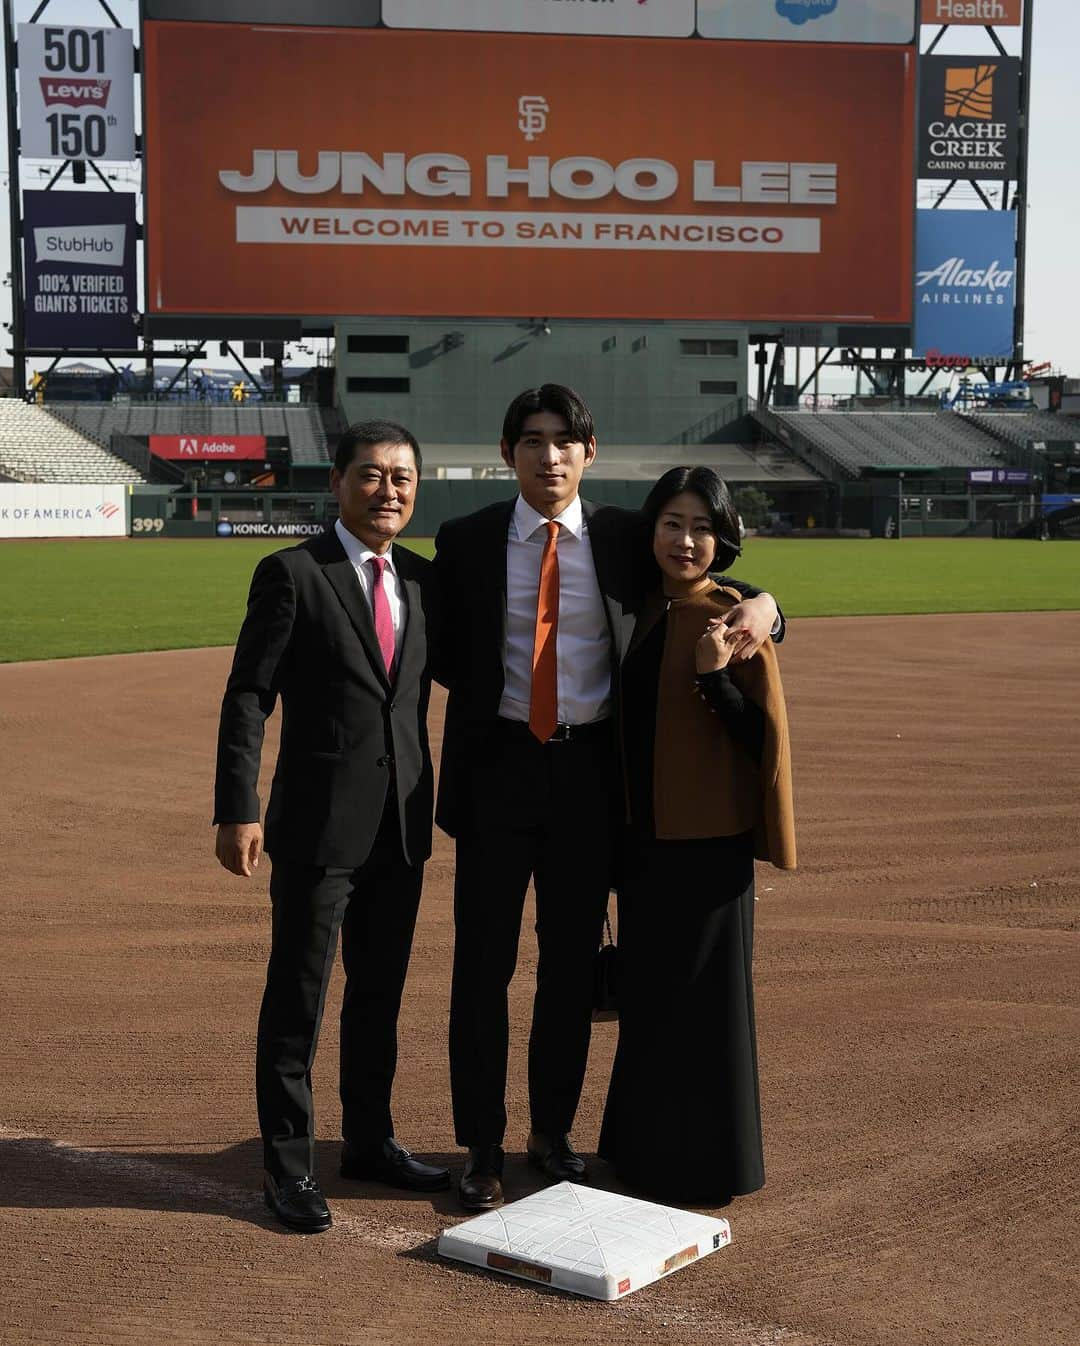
[722,593,779,662]
[696,618,740,674]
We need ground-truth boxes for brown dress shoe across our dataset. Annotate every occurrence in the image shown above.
[526,1132,588,1184]
[459,1144,504,1210]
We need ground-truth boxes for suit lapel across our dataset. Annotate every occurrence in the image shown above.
[480,499,513,654]
[582,499,635,664]
[315,530,391,691]
[391,545,426,693]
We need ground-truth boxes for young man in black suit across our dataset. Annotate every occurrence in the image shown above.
[214,420,448,1234]
[432,385,783,1210]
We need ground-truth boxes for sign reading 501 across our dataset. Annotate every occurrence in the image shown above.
[18,25,135,162]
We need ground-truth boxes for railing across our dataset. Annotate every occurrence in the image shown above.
[748,399,857,483]
[812,396,942,412]
[666,397,747,446]
[956,416,1057,478]
[114,398,301,409]
[110,432,184,484]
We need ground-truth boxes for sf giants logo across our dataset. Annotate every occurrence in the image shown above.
[518,95,549,142]
[39,76,111,108]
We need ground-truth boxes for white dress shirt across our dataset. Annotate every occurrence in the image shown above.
[334,517,407,652]
[498,494,612,726]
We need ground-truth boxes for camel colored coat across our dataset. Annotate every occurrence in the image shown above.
[634,583,796,869]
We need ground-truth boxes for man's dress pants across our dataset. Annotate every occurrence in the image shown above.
[448,719,615,1148]
[257,798,423,1179]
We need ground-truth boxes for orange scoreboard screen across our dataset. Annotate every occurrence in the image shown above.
[143,23,915,323]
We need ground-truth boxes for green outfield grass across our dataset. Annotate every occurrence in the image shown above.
[1,536,1077,663]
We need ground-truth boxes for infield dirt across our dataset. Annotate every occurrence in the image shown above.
[1,613,1077,1346]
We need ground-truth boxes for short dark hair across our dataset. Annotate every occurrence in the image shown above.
[640,466,742,573]
[334,419,422,476]
[501,383,595,453]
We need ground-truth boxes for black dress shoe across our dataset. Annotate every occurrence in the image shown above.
[526,1132,588,1184]
[458,1144,505,1211]
[263,1173,332,1234]
[340,1138,450,1192]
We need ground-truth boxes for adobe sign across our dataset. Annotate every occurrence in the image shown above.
[150,434,267,460]
[921,0,1022,24]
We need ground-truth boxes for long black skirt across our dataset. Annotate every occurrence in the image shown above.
[598,830,764,1206]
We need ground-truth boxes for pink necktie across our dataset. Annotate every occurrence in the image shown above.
[369,556,396,679]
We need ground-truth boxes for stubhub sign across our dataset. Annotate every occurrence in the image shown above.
[33,223,126,266]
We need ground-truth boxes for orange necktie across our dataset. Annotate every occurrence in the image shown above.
[529,521,560,743]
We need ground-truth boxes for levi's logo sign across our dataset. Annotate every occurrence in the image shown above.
[39,76,111,108]
[944,65,996,120]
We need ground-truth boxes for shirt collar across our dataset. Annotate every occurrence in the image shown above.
[334,517,397,573]
[512,492,584,542]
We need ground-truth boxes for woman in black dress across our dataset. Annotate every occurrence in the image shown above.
[598,466,795,1207]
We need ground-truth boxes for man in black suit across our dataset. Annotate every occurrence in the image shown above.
[432,385,783,1210]
[214,420,448,1234]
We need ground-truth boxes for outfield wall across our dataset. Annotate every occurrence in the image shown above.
[0,485,128,538]
[128,480,665,540]
[126,480,1032,541]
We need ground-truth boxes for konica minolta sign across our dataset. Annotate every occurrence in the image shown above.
[912,209,1016,362]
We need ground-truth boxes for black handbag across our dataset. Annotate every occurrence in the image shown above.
[592,910,618,1022]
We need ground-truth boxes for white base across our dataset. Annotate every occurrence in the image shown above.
[438,1182,731,1300]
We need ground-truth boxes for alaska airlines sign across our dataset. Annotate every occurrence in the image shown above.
[912,210,1016,360]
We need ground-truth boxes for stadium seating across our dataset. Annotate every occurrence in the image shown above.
[282,407,330,464]
[420,441,821,483]
[49,402,331,464]
[961,411,1080,452]
[0,401,145,484]
[770,411,1007,477]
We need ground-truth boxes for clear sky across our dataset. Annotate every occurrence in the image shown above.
[1,0,1077,385]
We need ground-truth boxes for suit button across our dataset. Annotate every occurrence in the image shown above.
[388,701,396,711]
[377,755,393,768]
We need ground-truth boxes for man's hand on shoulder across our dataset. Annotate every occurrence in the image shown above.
[723,592,779,663]
[216,822,263,877]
